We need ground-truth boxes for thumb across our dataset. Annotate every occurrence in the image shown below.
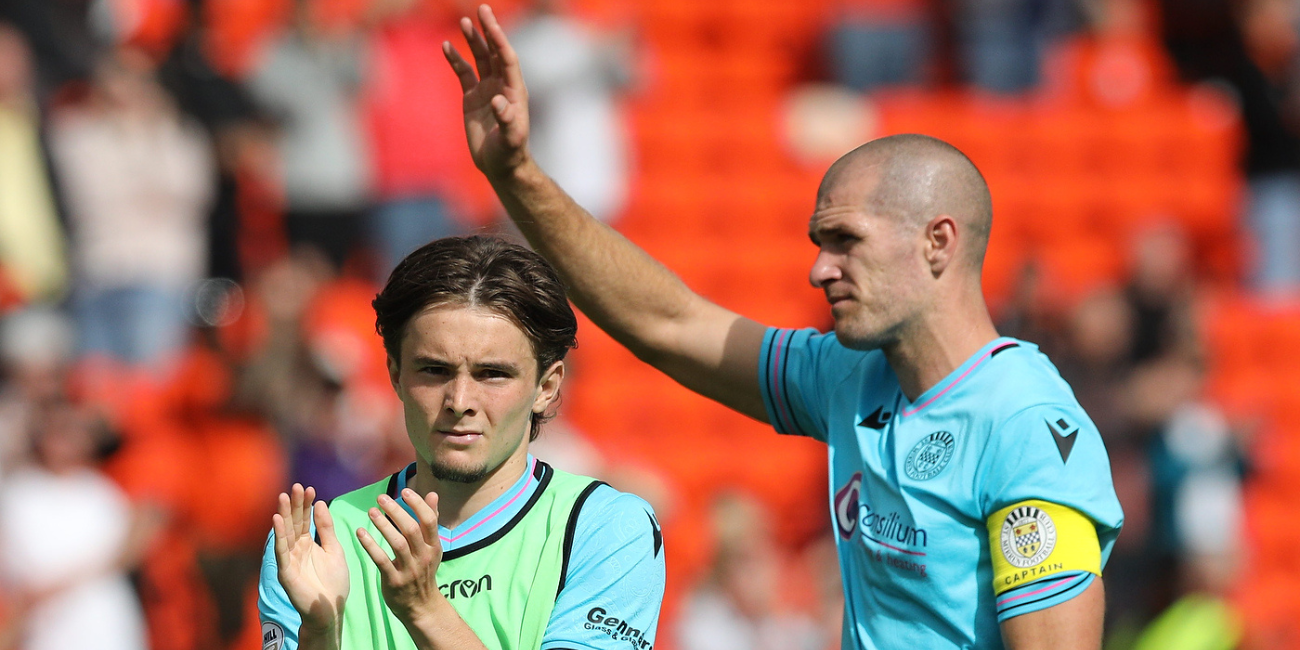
[491,95,513,125]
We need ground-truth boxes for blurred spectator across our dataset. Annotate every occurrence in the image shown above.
[245,0,372,272]
[509,0,632,223]
[677,493,825,650]
[0,23,67,306]
[155,16,265,283]
[49,47,216,369]
[1123,224,1199,365]
[0,400,151,650]
[826,0,933,91]
[953,0,1082,93]
[0,0,93,100]
[364,0,481,278]
[0,307,75,476]
[1161,0,1300,293]
[234,249,399,497]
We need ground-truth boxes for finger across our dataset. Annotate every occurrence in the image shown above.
[290,484,306,538]
[443,42,479,92]
[460,16,492,79]
[479,5,524,90]
[377,494,425,554]
[272,512,291,561]
[402,488,440,546]
[369,506,411,567]
[314,501,342,553]
[303,485,317,537]
[356,528,400,584]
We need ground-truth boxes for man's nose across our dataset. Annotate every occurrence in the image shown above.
[809,251,842,288]
[445,375,476,416]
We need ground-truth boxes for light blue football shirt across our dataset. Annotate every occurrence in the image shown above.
[258,455,665,650]
[759,330,1123,649]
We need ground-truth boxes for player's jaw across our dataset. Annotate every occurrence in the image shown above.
[420,412,530,485]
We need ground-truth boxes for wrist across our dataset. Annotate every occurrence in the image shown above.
[399,592,461,646]
[298,618,341,637]
[297,618,343,650]
[490,154,544,189]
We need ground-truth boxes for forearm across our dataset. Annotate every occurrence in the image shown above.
[492,158,710,359]
[491,159,768,419]
[400,595,490,650]
[1000,578,1104,650]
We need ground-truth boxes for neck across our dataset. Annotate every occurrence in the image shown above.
[883,290,999,402]
[410,449,531,529]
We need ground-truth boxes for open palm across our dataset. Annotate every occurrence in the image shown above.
[443,5,531,180]
[273,484,350,631]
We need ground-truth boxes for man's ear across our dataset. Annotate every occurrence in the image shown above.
[387,355,401,393]
[533,361,565,414]
[925,214,958,277]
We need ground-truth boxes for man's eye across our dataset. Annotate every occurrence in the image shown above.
[421,366,450,376]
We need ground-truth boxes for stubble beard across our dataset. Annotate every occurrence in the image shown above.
[835,310,904,352]
[428,458,490,484]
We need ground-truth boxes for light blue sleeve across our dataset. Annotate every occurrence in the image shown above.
[976,404,1125,564]
[258,517,315,650]
[757,327,847,442]
[995,571,1095,621]
[540,485,665,650]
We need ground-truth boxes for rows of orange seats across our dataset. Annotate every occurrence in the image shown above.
[1201,295,1300,645]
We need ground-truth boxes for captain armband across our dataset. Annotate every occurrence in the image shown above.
[986,499,1101,596]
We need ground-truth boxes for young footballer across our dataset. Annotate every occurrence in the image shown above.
[258,236,665,650]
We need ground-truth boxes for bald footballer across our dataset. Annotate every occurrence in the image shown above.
[442,6,1122,649]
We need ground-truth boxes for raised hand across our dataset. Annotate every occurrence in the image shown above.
[272,484,351,635]
[356,488,444,629]
[442,5,531,181]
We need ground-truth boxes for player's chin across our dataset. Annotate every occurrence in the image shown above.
[427,454,491,484]
[833,319,889,351]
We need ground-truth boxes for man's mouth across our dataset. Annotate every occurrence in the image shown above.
[438,430,483,443]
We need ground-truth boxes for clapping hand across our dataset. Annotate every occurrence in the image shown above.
[356,489,444,628]
[272,484,351,635]
[443,4,531,181]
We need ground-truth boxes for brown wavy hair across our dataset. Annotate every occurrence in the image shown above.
[373,236,578,440]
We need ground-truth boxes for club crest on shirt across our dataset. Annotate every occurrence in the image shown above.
[904,431,956,480]
[1000,505,1057,568]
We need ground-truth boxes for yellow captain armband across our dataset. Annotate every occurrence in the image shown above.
[987,500,1101,596]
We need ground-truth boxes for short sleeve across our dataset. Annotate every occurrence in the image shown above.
[541,486,665,650]
[259,524,310,650]
[977,404,1125,564]
[758,327,847,442]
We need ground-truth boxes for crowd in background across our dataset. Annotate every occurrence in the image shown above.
[0,0,1294,648]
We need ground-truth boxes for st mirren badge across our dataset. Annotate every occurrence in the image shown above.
[1000,505,1057,568]
[904,431,956,480]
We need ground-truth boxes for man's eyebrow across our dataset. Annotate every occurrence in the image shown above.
[476,360,523,374]
[411,354,450,366]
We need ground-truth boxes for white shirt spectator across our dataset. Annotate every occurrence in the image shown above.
[0,466,146,650]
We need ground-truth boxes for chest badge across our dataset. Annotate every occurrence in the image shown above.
[904,431,956,480]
